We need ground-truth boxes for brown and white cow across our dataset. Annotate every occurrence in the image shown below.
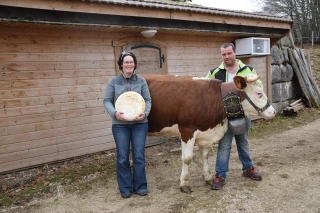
[142,74,276,193]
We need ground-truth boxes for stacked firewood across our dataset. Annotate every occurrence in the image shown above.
[283,98,305,115]
[287,33,320,108]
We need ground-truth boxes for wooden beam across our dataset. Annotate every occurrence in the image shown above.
[0,6,289,37]
[266,55,272,102]
[0,0,172,19]
[171,11,292,29]
[289,98,302,107]
[0,0,292,30]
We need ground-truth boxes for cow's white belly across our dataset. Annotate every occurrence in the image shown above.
[148,119,228,148]
[195,119,228,147]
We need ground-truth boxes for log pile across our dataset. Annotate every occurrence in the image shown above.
[283,98,305,115]
[287,33,320,108]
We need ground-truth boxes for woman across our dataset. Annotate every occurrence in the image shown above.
[103,52,152,198]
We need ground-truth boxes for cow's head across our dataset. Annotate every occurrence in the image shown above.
[234,74,276,119]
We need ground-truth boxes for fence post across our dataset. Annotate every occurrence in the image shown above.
[312,30,314,48]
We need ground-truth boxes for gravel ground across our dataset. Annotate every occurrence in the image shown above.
[2,118,320,213]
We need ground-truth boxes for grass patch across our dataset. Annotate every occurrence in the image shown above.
[249,107,320,139]
[0,155,117,208]
[0,181,50,207]
[0,194,13,207]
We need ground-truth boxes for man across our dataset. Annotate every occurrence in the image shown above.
[206,42,262,190]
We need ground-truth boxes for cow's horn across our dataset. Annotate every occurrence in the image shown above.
[247,74,260,82]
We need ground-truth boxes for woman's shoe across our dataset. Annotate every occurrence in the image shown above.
[135,190,148,196]
[121,193,132,198]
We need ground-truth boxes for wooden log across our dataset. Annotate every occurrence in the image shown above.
[293,49,320,107]
[292,48,320,107]
[298,49,311,76]
[289,98,302,107]
[288,48,313,107]
[285,104,305,112]
[283,102,305,116]
[288,31,296,48]
[299,49,317,92]
[307,51,313,76]
[286,102,304,109]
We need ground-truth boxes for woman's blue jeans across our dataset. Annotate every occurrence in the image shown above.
[215,119,253,180]
[112,122,148,195]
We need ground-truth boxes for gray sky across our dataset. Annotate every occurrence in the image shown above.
[191,0,260,12]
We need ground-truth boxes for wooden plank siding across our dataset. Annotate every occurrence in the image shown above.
[163,35,232,77]
[0,25,270,173]
[0,27,117,173]
[246,57,269,94]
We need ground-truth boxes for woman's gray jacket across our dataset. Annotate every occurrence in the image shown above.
[103,72,152,124]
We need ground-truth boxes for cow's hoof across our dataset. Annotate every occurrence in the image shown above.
[180,186,192,194]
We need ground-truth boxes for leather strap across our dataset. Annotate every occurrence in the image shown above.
[221,82,245,119]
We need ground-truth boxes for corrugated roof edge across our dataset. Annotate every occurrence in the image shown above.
[86,0,293,22]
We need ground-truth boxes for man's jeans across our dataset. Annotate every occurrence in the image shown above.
[215,119,253,179]
[112,122,148,195]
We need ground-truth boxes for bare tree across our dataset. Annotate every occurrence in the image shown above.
[251,0,319,44]
[170,0,192,2]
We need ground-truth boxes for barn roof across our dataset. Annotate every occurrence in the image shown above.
[0,0,292,38]
[87,0,292,22]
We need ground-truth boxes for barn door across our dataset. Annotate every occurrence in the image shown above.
[123,43,165,75]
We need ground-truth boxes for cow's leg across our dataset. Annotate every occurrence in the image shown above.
[199,146,212,185]
[180,137,195,194]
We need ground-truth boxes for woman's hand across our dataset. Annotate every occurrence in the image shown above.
[115,111,146,121]
[115,111,127,121]
[134,112,146,121]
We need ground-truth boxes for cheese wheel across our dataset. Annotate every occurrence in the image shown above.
[115,91,146,121]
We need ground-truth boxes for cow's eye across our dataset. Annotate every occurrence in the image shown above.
[257,92,262,98]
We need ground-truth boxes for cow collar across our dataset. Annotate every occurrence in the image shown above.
[221,82,271,117]
[240,91,271,115]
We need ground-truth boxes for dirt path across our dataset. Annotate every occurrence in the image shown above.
[3,118,320,213]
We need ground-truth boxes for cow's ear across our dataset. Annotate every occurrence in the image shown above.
[233,76,247,90]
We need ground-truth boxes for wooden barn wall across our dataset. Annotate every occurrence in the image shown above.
[162,35,232,77]
[242,57,269,95]
[0,26,269,173]
[159,34,269,93]
[0,27,118,173]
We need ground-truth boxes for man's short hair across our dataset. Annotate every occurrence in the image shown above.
[221,43,236,51]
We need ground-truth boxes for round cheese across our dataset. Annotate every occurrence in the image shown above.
[115,91,146,121]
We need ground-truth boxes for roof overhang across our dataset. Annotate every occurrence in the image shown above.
[0,0,293,39]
